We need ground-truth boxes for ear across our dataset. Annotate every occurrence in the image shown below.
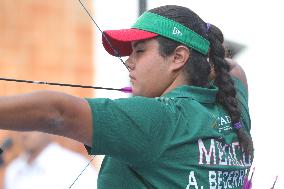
[169,45,190,72]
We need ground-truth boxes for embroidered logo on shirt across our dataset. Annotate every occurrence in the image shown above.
[217,115,232,132]
[210,113,233,133]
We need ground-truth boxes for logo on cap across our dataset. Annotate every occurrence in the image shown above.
[172,27,182,36]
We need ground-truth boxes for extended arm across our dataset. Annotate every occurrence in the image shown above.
[0,90,93,146]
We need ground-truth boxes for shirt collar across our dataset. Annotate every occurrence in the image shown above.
[162,85,218,103]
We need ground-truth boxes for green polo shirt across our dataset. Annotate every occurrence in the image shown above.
[85,77,252,189]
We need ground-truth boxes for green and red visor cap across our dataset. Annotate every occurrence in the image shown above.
[102,12,210,57]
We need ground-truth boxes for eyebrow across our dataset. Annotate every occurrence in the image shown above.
[132,40,146,49]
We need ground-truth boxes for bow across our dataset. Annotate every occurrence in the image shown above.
[69,1,132,188]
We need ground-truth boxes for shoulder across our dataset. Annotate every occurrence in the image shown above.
[225,58,248,92]
[87,96,176,114]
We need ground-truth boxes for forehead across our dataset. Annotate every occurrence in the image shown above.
[131,38,158,48]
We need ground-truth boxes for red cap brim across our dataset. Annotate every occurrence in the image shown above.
[102,28,158,57]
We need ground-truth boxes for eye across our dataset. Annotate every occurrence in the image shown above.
[135,49,144,54]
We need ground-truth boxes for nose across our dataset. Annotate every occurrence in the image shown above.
[125,57,135,70]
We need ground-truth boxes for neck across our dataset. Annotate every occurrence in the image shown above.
[162,72,188,96]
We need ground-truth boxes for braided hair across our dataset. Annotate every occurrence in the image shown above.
[149,5,253,155]
[207,24,253,155]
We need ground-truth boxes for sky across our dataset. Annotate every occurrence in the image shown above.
[92,0,284,188]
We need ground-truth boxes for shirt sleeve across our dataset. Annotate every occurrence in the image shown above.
[84,96,174,165]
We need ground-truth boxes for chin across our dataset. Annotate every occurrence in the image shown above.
[130,87,139,96]
[131,88,145,97]
[132,91,142,97]
[131,86,155,97]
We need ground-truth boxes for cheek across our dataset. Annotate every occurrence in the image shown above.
[131,71,154,97]
[131,54,169,96]
[138,70,167,96]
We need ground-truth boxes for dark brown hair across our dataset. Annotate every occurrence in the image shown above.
[149,5,253,155]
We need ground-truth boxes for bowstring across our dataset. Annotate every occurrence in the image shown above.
[69,1,130,188]
[78,0,129,71]
[68,157,95,188]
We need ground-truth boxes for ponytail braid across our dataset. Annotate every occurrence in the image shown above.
[208,25,254,156]
[148,5,253,155]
